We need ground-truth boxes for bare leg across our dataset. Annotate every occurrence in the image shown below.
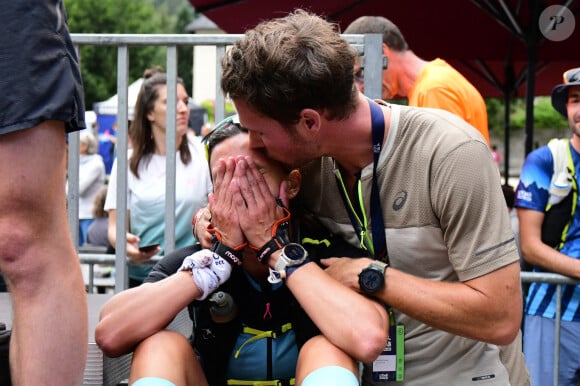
[0,122,88,385]
[296,335,359,386]
[129,330,207,386]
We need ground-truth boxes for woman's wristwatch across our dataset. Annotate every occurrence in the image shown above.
[274,243,310,279]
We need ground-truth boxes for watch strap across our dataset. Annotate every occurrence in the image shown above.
[370,261,388,274]
[282,258,312,279]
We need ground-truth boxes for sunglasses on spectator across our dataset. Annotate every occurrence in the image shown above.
[563,68,580,84]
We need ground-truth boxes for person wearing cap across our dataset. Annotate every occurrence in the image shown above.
[515,66,580,386]
[344,15,490,145]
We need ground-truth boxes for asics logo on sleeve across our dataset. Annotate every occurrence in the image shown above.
[393,191,408,211]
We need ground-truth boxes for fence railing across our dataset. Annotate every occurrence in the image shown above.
[77,253,576,386]
[67,33,576,386]
[68,33,383,293]
[520,272,580,386]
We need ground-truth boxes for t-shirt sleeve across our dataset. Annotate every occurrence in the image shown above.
[515,146,553,212]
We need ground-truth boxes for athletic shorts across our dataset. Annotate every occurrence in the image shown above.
[0,0,85,135]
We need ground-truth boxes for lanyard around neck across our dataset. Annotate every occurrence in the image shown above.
[334,99,388,261]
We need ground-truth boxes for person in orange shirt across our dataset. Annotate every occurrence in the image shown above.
[345,16,490,145]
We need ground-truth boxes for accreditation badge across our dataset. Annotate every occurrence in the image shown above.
[372,309,404,382]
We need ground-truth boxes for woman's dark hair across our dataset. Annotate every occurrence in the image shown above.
[129,68,191,178]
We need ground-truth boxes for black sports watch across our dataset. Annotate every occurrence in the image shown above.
[358,261,388,294]
[274,243,309,279]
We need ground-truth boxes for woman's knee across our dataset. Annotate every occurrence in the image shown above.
[131,330,202,385]
[296,335,358,385]
[133,330,193,363]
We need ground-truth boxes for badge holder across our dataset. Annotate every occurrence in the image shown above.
[372,307,404,382]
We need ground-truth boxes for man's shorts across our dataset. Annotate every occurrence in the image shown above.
[0,0,85,136]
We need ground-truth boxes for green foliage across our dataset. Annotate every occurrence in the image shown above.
[510,96,567,129]
[175,4,195,93]
[64,0,177,109]
[486,96,568,136]
[200,100,237,124]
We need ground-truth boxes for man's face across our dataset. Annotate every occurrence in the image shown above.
[567,86,580,136]
[232,98,316,169]
[354,44,400,100]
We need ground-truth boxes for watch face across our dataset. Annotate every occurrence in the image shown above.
[360,269,384,293]
[284,244,306,261]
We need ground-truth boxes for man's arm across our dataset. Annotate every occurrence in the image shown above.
[322,257,522,345]
[518,207,580,278]
[279,256,389,363]
[231,156,389,363]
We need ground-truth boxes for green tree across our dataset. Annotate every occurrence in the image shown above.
[174,4,195,94]
[511,96,567,129]
[65,0,167,109]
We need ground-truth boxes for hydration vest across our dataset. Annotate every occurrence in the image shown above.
[541,138,578,250]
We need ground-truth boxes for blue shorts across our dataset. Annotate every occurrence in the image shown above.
[0,0,85,135]
[523,314,580,386]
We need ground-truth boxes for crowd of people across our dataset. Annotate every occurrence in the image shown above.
[1,3,579,386]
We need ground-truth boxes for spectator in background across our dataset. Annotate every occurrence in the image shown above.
[492,145,503,168]
[105,68,212,287]
[0,1,88,383]
[87,185,114,253]
[515,66,580,386]
[502,184,520,251]
[344,16,490,145]
[77,129,106,246]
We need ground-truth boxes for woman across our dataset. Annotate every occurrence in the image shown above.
[105,70,212,287]
[96,117,389,386]
[77,129,106,246]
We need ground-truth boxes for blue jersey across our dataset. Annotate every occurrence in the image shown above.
[515,142,580,321]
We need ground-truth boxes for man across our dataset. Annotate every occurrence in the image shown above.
[96,119,388,386]
[515,66,580,386]
[0,1,89,385]
[221,9,528,385]
[344,15,490,144]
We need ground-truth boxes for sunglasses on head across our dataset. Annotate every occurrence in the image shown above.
[563,68,580,84]
[202,115,246,161]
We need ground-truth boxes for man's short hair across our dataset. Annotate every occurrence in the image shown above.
[344,16,409,52]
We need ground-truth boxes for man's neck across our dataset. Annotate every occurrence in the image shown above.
[324,94,390,177]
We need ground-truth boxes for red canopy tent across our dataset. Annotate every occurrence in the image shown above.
[187,0,580,175]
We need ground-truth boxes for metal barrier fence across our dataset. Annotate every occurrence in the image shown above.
[67,33,383,293]
[520,272,580,386]
[79,254,579,386]
[67,34,578,386]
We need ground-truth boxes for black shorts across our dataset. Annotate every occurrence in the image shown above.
[0,0,85,135]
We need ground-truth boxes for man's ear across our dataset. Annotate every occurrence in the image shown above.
[285,169,302,200]
[299,109,322,133]
[382,43,390,57]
